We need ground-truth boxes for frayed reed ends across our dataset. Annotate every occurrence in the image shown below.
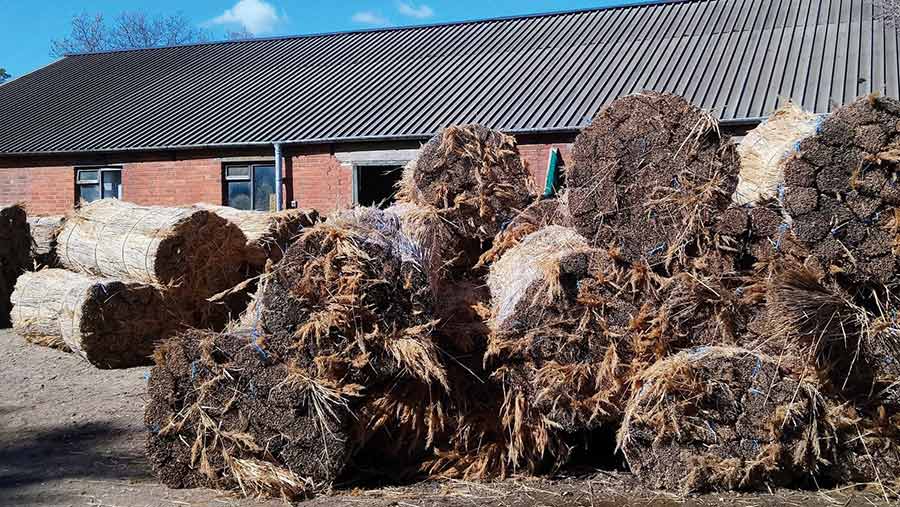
[618,346,832,493]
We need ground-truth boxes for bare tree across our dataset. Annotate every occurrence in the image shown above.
[50,11,208,57]
[110,12,208,49]
[0,68,10,85]
[50,13,107,56]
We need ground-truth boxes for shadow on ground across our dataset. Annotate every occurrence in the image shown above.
[0,420,150,502]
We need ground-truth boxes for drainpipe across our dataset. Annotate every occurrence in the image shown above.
[274,142,284,211]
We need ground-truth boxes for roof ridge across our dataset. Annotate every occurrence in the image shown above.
[64,0,689,57]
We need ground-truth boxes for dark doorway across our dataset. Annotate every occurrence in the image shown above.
[355,165,404,208]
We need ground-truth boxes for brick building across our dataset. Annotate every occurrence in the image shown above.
[1,0,898,215]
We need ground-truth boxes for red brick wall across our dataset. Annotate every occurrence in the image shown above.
[0,137,572,216]
[288,146,353,212]
[0,149,272,215]
[123,159,222,206]
[0,167,31,206]
[0,160,222,216]
[31,167,76,215]
[0,166,74,215]
[518,142,573,191]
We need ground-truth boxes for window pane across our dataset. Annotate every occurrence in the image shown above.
[101,170,122,199]
[253,165,276,211]
[79,184,100,203]
[77,170,98,182]
[226,166,250,179]
[227,181,252,210]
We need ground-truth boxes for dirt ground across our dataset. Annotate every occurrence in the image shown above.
[0,328,894,507]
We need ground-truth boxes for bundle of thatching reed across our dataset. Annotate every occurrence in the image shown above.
[195,203,319,266]
[254,208,442,376]
[568,91,740,270]
[141,92,900,497]
[28,215,65,269]
[734,103,821,205]
[768,268,900,408]
[782,94,900,288]
[57,199,248,303]
[618,346,829,493]
[11,268,178,367]
[0,204,31,328]
[764,267,900,496]
[476,226,635,474]
[148,207,454,498]
[145,328,354,500]
[396,125,535,277]
[271,210,453,465]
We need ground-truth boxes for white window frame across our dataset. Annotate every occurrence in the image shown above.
[224,163,276,211]
[76,167,122,203]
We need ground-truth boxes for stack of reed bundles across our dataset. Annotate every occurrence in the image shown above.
[56,199,249,326]
[11,268,178,367]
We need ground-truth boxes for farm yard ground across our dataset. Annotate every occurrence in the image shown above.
[0,328,893,507]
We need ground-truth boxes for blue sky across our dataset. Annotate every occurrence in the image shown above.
[1,0,656,78]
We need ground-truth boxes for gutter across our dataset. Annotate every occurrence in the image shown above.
[0,121,763,159]
[274,143,284,211]
[718,116,767,127]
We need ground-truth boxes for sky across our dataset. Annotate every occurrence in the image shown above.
[0,0,657,79]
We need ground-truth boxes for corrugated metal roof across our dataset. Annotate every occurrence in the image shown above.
[0,0,897,155]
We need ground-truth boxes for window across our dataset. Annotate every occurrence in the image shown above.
[225,164,277,211]
[354,164,404,208]
[77,167,122,204]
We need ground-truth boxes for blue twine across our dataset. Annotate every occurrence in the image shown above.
[250,300,268,362]
[688,346,711,359]
[190,360,199,381]
[637,381,651,398]
[147,423,160,434]
[748,387,765,396]
[252,342,268,362]
[777,183,785,202]
[814,114,827,134]
[646,242,666,256]
[735,286,745,297]
[774,222,790,251]
[143,371,151,382]
[751,358,762,378]
[705,421,717,440]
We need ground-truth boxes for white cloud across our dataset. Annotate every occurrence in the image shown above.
[397,1,434,19]
[211,0,281,35]
[352,11,390,27]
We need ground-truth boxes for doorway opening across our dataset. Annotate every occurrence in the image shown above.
[354,164,404,208]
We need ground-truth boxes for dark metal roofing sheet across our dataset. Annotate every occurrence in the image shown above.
[0,0,897,155]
